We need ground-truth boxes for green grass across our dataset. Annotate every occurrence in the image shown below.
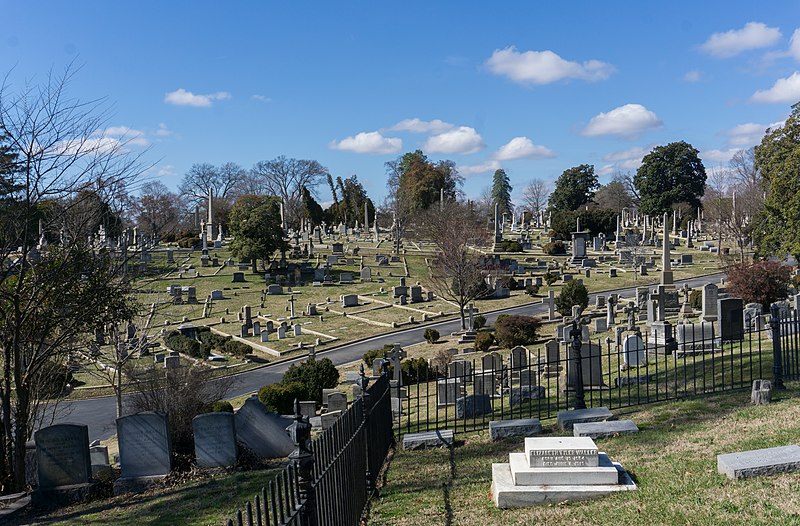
[370,385,800,526]
[10,469,280,526]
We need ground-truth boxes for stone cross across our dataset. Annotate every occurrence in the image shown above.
[543,290,556,320]
[288,294,296,318]
[623,301,639,331]
[388,344,407,384]
[650,285,666,322]
[606,296,617,326]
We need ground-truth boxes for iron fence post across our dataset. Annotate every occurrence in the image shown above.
[770,303,786,390]
[358,364,374,497]
[570,320,587,409]
[287,399,317,526]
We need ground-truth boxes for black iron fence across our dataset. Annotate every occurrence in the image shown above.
[226,370,393,526]
[394,308,799,437]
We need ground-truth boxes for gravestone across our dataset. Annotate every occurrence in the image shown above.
[327,392,348,413]
[33,424,95,505]
[211,290,224,300]
[193,412,237,469]
[267,284,283,295]
[410,286,424,303]
[701,283,719,322]
[622,334,646,367]
[232,272,246,283]
[114,412,172,495]
[342,294,359,307]
[360,267,372,282]
[717,445,800,480]
[565,343,606,389]
[456,394,493,419]
[718,298,744,341]
[234,398,294,459]
[437,379,462,406]
[541,340,561,378]
[510,346,529,369]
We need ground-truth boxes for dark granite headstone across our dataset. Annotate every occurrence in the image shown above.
[718,297,744,341]
[34,424,91,489]
[193,412,237,468]
[116,412,172,479]
[234,398,294,458]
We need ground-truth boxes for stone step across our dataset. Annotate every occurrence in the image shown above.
[509,452,619,486]
[489,419,541,441]
[573,420,639,439]
[717,445,800,480]
[402,430,454,450]
[557,407,613,430]
[491,462,637,508]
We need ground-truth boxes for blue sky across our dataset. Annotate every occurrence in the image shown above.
[4,2,800,205]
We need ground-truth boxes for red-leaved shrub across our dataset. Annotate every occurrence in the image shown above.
[725,260,791,309]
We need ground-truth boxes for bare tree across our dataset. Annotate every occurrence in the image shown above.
[0,66,145,492]
[134,181,180,236]
[702,167,731,258]
[418,201,492,330]
[249,156,329,228]
[521,178,550,216]
[592,173,633,213]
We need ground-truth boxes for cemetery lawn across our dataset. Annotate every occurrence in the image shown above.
[369,384,800,526]
[9,469,280,526]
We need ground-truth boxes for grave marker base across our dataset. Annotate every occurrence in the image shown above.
[32,482,99,508]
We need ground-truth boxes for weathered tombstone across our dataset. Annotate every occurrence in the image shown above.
[164,355,180,369]
[542,339,562,378]
[211,289,224,300]
[232,272,246,283]
[751,379,773,405]
[410,286,424,303]
[192,412,237,469]
[718,298,745,341]
[342,294,359,307]
[299,401,316,418]
[234,398,294,459]
[327,392,348,413]
[622,334,646,367]
[32,424,95,505]
[437,379,461,406]
[565,342,606,389]
[293,324,302,336]
[701,283,719,322]
[456,394,493,419]
[267,284,283,295]
[510,346,528,369]
[360,267,372,282]
[277,325,286,339]
[114,412,172,494]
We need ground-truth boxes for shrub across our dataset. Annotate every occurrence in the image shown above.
[555,280,589,317]
[178,236,201,249]
[363,344,393,367]
[283,358,339,402]
[210,400,234,413]
[36,360,74,399]
[498,275,520,291]
[726,260,791,309]
[474,332,495,352]
[198,330,231,355]
[430,348,453,375]
[225,340,252,358]
[258,382,307,414]
[473,315,486,330]
[525,284,540,297]
[542,241,566,255]
[497,240,523,252]
[164,331,202,357]
[399,357,430,385]
[544,272,559,286]
[495,315,541,347]
[424,328,440,344]
[689,289,702,310]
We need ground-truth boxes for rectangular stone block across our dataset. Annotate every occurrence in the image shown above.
[573,420,639,439]
[489,419,541,441]
[717,445,800,480]
[525,437,599,468]
[557,407,613,431]
[509,452,618,486]
[402,430,454,450]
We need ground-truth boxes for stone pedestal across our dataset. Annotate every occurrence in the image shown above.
[491,436,636,508]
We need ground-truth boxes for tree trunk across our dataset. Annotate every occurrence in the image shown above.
[116,369,124,418]
[12,392,29,492]
[459,308,466,331]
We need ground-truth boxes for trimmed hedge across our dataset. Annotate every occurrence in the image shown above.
[555,280,589,317]
[164,330,205,358]
[473,315,487,330]
[363,344,393,367]
[258,382,307,414]
[224,340,252,358]
[283,358,340,402]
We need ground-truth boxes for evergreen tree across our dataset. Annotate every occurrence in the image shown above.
[491,169,513,217]
[634,141,706,216]
[548,164,598,211]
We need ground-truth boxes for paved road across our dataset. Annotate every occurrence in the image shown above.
[51,273,722,441]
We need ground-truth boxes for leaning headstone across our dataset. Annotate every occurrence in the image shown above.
[193,412,237,469]
[234,398,294,459]
[32,424,96,506]
[456,394,493,419]
[751,379,773,405]
[489,419,542,440]
[114,412,172,495]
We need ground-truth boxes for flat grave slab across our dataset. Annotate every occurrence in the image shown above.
[525,436,598,467]
[402,430,454,450]
[557,407,613,431]
[489,419,541,441]
[573,420,639,439]
[717,445,800,480]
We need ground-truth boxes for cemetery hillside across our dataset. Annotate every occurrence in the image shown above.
[4,8,800,525]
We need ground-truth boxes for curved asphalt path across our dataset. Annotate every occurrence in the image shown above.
[51,273,723,441]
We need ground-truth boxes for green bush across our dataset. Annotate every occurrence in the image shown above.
[258,382,307,414]
[36,361,74,399]
[544,272,559,286]
[198,330,231,355]
[399,357,431,385]
[473,315,486,330]
[474,332,495,352]
[498,275,520,291]
[164,330,203,358]
[178,236,200,249]
[210,400,234,413]
[495,315,541,347]
[497,240,523,252]
[689,289,702,310]
[225,340,252,358]
[542,241,566,255]
[363,344,393,367]
[283,358,339,402]
[424,328,440,344]
[555,280,589,317]
[525,284,540,297]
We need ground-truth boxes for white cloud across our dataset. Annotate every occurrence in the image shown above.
[599,145,650,174]
[157,164,176,177]
[251,94,271,102]
[790,29,800,61]
[582,104,662,138]
[330,131,402,155]
[485,46,614,85]
[155,123,172,137]
[703,148,740,163]
[164,88,231,107]
[459,160,502,176]
[389,118,454,134]
[700,22,781,58]
[493,137,555,160]
[424,126,485,154]
[684,70,702,82]
[53,137,123,156]
[751,72,800,103]
[726,122,769,146]
[103,126,148,146]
